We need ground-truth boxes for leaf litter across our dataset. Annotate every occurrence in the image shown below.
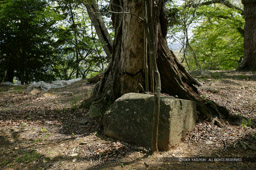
[0,71,256,169]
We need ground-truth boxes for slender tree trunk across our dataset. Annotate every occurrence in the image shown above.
[1,70,7,83]
[69,2,80,78]
[84,1,113,59]
[238,0,256,71]
[6,68,14,82]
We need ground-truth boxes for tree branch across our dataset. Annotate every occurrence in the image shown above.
[187,0,243,14]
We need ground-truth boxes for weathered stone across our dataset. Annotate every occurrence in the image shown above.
[104,93,196,151]
[89,103,105,119]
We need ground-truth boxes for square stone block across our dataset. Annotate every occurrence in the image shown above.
[104,93,197,151]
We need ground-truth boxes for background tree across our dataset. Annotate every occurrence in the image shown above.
[83,0,113,59]
[0,0,110,83]
[167,0,202,70]
[182,0,256,71]
[168,0,244,70]
[189,3,244,70]
[51,0,109,79]
[238,0,256,71]
[0,0,57,83]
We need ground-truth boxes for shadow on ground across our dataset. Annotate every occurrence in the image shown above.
[1,126,254,170]
[1,73,256,169]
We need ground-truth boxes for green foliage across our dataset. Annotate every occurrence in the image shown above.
[189,3,244,70]
[168,0,244,70]
[50,0,109,79]
[189,17,244,70]
[0,0,109,83]
[41,128,48,133]
[165,1,180,27]
[0,0,57,83]
[34,138,42,143]
[70,96,81,109]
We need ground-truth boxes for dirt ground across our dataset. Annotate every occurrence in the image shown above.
[0,71,256,170]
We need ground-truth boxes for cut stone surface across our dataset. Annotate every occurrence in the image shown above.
[104,93,197,151]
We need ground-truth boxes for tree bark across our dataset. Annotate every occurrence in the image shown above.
[238,0,256,71]
[68,2,80,78]
[1,70,7,83]
[94,0,145,100]
[6,67,14,82]
[187,0,243,14]
[84,1,113,59]
[87,0,230,122]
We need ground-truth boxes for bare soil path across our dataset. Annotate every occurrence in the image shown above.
[0,71,256,169]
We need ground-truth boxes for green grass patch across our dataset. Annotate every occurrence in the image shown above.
[15,86,24,93]
[0,159,12,167]
[16,151,41,163]
[41,128,48,133]
[34,138,42,144]
[70,96,81,109]
[241,118,252,128]
[0,86,9,92]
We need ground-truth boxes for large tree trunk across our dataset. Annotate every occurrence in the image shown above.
[88,0,229,120]
[95,0,146,99]
[238,0,256,71]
